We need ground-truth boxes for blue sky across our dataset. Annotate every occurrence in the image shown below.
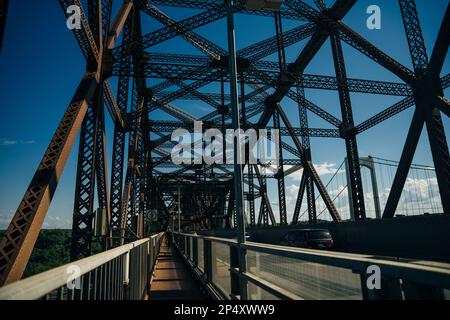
[0,0,448,228]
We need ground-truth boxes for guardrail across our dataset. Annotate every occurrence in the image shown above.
[0,233,164,300]
[173,232,450,300]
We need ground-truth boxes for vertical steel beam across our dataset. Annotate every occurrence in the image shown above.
[226,0,247,299]
[71,0,104,260]
[273,11,289,226]
[101,0,113,43]
[227,0,246,240]
[248,165,256,227]
[274,11,287,72]
[273,109,287,225]
[399,0,429,74]
[71,90,100,260]
[383,110,424,218]
[429,3,450,76]
[297,85,317,223]
[330,34,366,220]
[424,106,450,213]
[226,189,235,229]
[95,97,111,247]
[257,200,264,226]
[119,5,149,244]
[344,157,355,220]
[292,171,307,224]
[110,19,132,235]
[394,0,450,215]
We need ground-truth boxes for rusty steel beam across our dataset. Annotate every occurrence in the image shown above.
[0,1,132,285]
[0,72,100,285]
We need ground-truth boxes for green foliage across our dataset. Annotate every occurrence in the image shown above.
[0,230,109,278]
[21,229,72,278]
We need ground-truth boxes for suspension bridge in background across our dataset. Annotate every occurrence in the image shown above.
[0,0,449,300]
[306,156,444,222]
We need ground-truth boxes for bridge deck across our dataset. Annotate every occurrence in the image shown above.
[149,241,205,300]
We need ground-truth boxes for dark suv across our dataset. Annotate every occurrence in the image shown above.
[280,229,334,250]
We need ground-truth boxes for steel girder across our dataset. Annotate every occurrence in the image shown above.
[399,0,429,75]
[144,0,306,21]
[247,165,256,227]
[118,6,149,245]
[275,101,342,222]
[71,0,112,259]
[254,165,277,225]
[114,3,228,60]
[383,0,450,218]
[60,0,124,126]
[356,73,449,133]
[110,19,132,233]
[273,109,288,225]
[143,20,316,120]
[330,34,366,221]
[70,0,104,261]
[1,0,449,287]
[114,61,413,96]
[145,120,340,138]
[297,85,317,224]
[71,88,101,261]
[0,72,100,285]
[142,4,226,60]
[136,1,348,225]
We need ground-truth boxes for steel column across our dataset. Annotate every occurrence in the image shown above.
[297,85,317,223]
[330,34,366,220]
[226,0,247,299]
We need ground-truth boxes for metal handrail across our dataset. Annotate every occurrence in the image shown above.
[173,232,450,300]
[0,233,164,300]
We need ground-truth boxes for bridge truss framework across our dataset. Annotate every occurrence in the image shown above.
[0,0,449,286]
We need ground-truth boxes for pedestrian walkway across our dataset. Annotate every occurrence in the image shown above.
[149,241,205,300]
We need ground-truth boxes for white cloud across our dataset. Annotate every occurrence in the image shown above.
[22,140,37,145]
[0,139,18,146]
[315,162,345,176]
[0,138,36,146]
[0,210,71,230]
[42,215,72,229]
[284,162,344,181]
[0,210,14,229]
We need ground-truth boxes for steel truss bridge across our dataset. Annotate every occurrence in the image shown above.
[0,0,449,299]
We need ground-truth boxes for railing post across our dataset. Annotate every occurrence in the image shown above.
[123,251,130,300]
[193,237,198,268]
[230,245,240,298]
[187,236,191,260]
[204,239,213,283]
[146,240,151,296]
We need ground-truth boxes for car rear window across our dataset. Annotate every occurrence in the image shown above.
[308,230,331,240]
